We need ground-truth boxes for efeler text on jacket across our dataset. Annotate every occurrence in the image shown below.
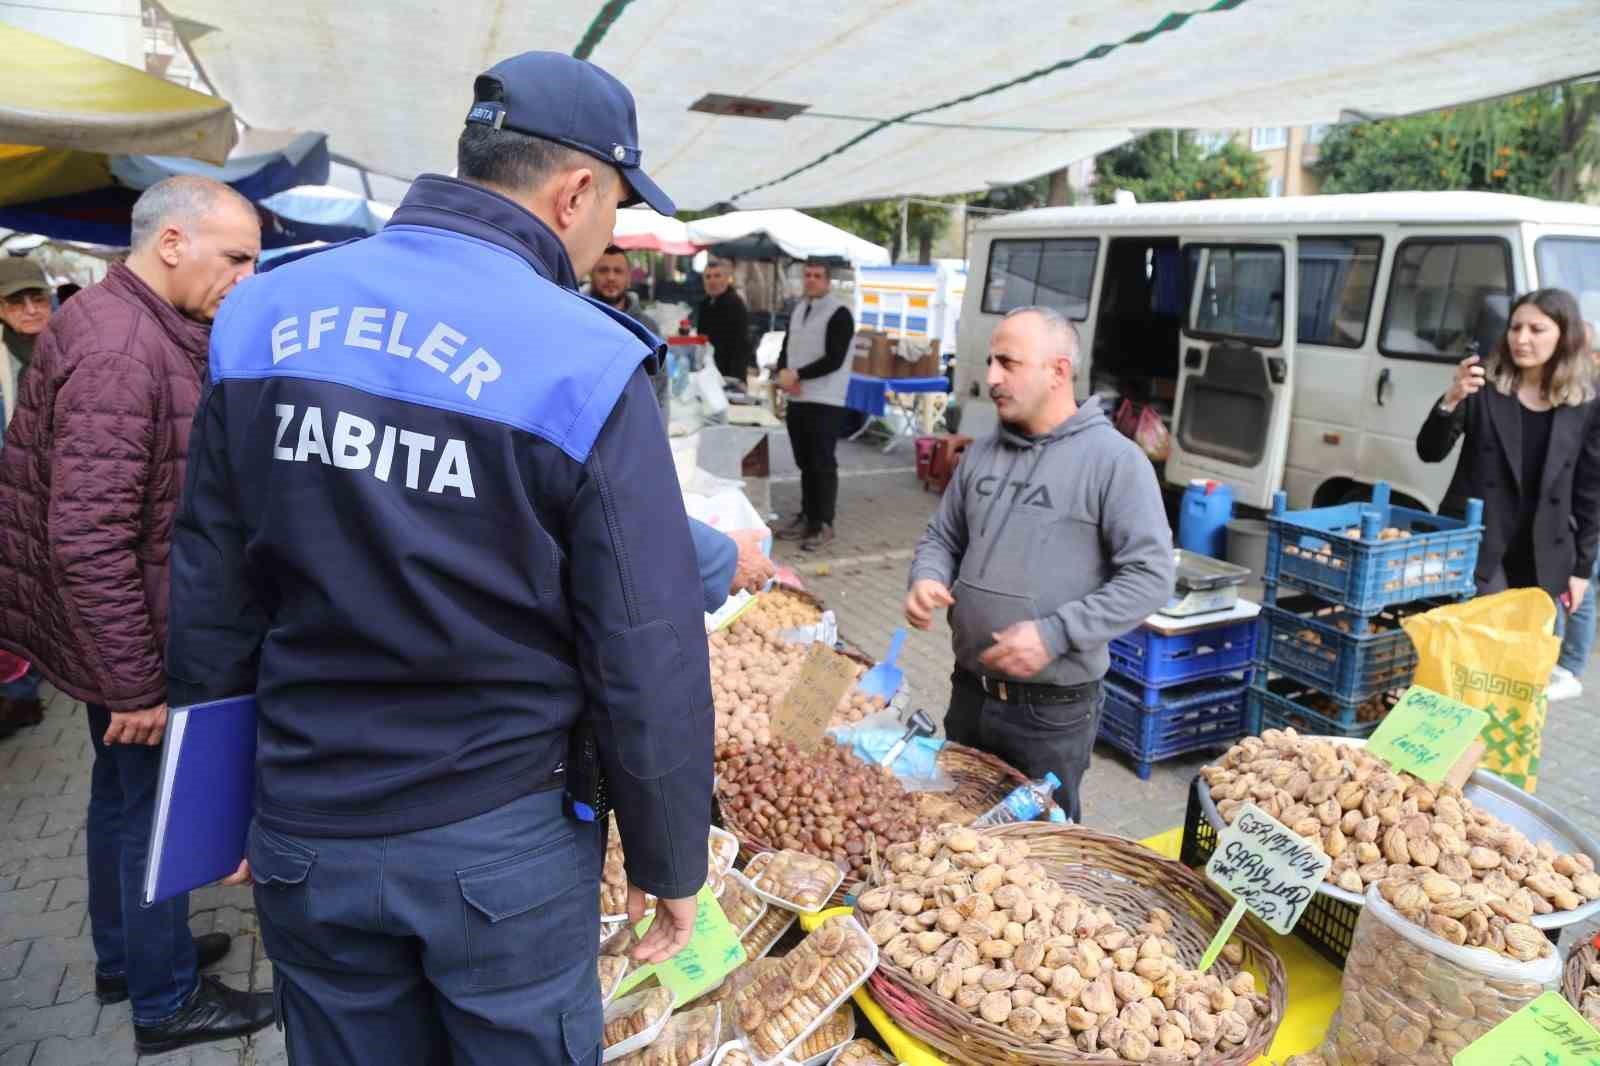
[167,175,713,900]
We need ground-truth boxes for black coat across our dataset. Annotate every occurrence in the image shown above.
[1416,385,1600,598]
[695,289,752,380]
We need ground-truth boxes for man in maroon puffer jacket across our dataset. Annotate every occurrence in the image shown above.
[0,175,275,1055]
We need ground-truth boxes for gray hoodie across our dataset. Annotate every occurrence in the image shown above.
[909,398,1175,686]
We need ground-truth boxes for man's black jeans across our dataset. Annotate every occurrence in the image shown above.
[943,675,1105,823]
[785,401,848,527]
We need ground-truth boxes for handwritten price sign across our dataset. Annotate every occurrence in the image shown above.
[1453,991,1600,1066]
[614,883,746,1003]
[1367,685,1490,784]
[1205,803,1332,936]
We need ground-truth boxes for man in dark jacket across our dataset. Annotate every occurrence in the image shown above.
[169,52,714,1064]
[903,307,1173,823]
[589,243,667,416]
[0,175,272,1053]
[697,258,753,381]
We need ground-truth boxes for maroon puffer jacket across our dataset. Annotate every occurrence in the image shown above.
[0,263,210,711]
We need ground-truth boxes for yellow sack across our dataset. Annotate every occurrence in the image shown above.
[1399,589,1560,792]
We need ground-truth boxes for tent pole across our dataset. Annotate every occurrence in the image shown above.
[898,198,909,264]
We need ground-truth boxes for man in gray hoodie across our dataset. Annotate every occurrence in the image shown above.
[905,306,1173,822]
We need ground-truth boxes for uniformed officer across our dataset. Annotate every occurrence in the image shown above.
[168,52,713,1064]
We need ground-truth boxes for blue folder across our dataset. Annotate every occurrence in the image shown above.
[141,695,257,906]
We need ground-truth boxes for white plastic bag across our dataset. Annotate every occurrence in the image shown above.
[696,364,730,418]
[1312,889,1560,1065]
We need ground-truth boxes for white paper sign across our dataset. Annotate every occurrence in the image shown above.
[1205,803,1333,935]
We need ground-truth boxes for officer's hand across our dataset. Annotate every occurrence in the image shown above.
[904,579,955,630]
[978,621,1052,679]
[218,859,251,887]
[103,703,168,746]
[631,887,697,964]
[728,528,775,594]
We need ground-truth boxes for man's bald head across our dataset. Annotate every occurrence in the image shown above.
[986,305,1081,433]
[125,175,260,323]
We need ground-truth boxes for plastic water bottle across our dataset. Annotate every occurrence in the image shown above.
[971,772,1062,826]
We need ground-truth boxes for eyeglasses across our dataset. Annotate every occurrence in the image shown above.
[1,290,49,311]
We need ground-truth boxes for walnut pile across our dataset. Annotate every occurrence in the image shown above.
[1204,730,1599,915]
[716,738,924,883]
[731,915,876,1060]
[739,588,824,631]
[709,620,883,749]
[1289,897,1555,1066]
[860,825,1267,1063]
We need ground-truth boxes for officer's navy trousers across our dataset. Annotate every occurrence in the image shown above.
[249,788,602,1065]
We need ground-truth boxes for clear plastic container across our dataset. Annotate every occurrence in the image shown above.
[603,987,677,1062]
[969,772,1060,826]
[609,1004,721,1066]
[794,1008,856,1066]
[826,1039,896,1066]
[743,851,845,914]
[717,870,769,939]
[709,826,741,875]
[733,915,879,1066]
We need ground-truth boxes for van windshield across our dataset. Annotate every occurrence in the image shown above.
[1187,245,1284,345]
[1536,237,1600,328]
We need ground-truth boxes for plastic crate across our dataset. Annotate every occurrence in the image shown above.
[1109,616,1258,700]
[1263,482,1482,620]
[1100,673,1251,781]
[1257,594,1437,703]
[1246,675,1389,737]
[1181,775,1360,967]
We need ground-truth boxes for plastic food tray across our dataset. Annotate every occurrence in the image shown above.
[710,826,741,875]
[738,917,879,1066]
[797,1009,856,1066]
[599,955,631,1006]
[1196,738,1600,929]
[721,870,770,940]
[711,1042,801,1066]
[742,852,846,915]
[742,911,797,962]
[603,988,678,1062]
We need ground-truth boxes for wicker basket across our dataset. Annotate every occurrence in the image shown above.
[715,742,1036,907]
[864,824,1288,1066]
[1565,940,1598,1016]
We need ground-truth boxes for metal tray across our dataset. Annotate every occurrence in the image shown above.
[1197,737,1600,930]
[1173,549,1252,592]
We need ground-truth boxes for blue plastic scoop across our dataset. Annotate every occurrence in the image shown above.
[858,628,906,701]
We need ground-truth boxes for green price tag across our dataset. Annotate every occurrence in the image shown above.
[1453,991,1600,1066]
[1197,898,1247,973]
[1367,684,1490,784]
[613,883,747,1004]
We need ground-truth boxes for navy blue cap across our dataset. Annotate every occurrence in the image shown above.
[466,51,675,217]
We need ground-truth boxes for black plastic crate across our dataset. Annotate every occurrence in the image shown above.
[1180,775,1360,968]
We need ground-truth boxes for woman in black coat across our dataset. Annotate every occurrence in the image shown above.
[1416,287,1600,609]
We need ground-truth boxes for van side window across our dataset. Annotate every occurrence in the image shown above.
[982,238,1097,319]
[1298,237,1381,347]
[1535,237,1600,326]
[1379,238,1513,361]
[1187,245,1284,345]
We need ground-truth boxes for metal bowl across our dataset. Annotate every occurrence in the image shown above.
[1197,737,1600,930]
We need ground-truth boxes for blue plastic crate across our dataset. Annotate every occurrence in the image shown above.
[1263,483,1482,620]
[1245,676,1389,738]
[1109,616,1258,700]
[1258,594,1439,703]
[1100,673,1250,781]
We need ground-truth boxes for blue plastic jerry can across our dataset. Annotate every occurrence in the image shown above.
[1178,479,1233,559]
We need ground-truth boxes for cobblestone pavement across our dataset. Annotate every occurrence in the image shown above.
[5,432,1599,1063]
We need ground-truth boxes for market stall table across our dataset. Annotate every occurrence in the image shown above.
[837,826,1344,1066]
[844,374,948,453]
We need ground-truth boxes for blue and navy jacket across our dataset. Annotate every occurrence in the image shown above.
[167,175,713,899]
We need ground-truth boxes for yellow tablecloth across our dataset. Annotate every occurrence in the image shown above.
[814,827,1345,1065]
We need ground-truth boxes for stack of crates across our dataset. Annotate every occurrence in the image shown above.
[1100,610,1258,780]
[1251,482,1484,737]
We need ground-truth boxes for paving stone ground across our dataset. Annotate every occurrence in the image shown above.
[4,431,1598,1064]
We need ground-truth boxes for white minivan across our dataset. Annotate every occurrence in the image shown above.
[956,191,1600,512]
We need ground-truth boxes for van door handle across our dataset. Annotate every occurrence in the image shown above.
[1184,347,1202,369]
[1376,368,1391,406]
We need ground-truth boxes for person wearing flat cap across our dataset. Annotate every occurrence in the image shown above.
[169,51,714,1063]
[0,256,51,436]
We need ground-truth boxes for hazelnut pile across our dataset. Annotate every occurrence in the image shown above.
[716,738,924,882]
[862,825,1267,1062]
[1203,730,1600,928]
[739,589,823,631]
[709,620,884,750]
[1285,897,1556,1066]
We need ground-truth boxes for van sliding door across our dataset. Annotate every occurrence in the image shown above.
[1167,239,1297,510]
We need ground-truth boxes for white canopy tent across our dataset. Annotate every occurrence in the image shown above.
[686,209,890,267]
[161,1,1600,210]
[612,207,697,254]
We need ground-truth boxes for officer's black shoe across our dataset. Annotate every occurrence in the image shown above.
[133,976,275,1054]
[96,932,233,1004]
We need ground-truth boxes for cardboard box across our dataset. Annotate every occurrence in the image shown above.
[891,339,941,379]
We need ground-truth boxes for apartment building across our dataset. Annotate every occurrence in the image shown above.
[1199,124,1335,197]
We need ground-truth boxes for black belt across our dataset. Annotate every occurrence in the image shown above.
[955,669,1100,706]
